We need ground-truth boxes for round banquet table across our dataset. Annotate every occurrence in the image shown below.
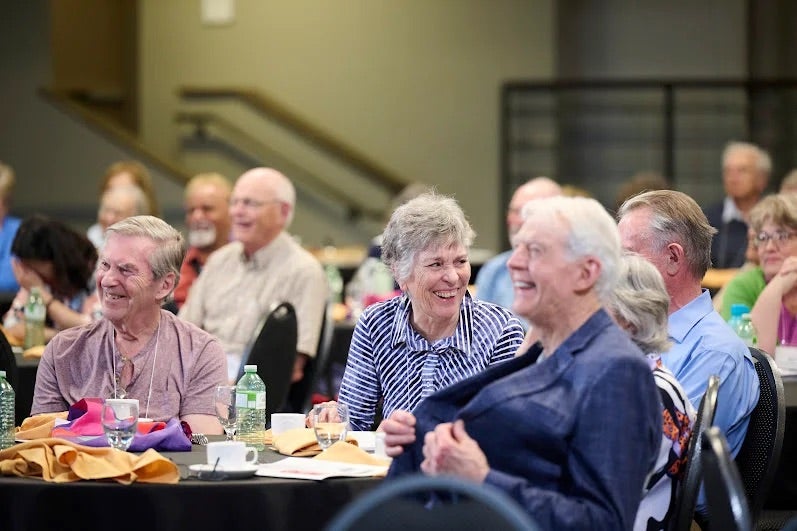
[0,437,382,531]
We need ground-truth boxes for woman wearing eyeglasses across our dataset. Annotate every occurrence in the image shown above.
[720,193,797,353]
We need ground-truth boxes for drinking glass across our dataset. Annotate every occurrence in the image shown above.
[215,385,237,441]
[312,403,349,451]
[101,398,139,451]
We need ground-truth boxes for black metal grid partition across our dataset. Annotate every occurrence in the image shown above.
[500,79,797,233]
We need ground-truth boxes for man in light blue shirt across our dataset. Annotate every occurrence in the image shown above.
[617,189,760,514]
[475,177,561,313]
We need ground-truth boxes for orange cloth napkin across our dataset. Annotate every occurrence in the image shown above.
[0,324,22,347]
[270,428,358,457]
[16,412,69,440]
[0,438,179,484]
[23,345,46,359]
[314,440,390,473]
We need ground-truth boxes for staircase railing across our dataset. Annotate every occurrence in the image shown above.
[179,86,408,195]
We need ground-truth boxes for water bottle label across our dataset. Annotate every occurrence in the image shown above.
[253,391,266,409]
[236,390,265,409]
[235,391,249,408]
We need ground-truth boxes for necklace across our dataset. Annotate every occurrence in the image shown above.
[112,317,161,419]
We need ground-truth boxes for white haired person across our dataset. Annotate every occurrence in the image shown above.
[33,216,226,434]
[609,253,695,531]
[382,196,661,530]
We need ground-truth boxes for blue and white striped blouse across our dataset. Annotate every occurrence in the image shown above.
[338,292,524,430]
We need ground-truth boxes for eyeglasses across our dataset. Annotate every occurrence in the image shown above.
[754,231,797,246]
[229,198,282,209]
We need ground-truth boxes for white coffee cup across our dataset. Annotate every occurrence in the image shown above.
[775,345,797,375]
[206,441,258,468]
[271,413,306,435]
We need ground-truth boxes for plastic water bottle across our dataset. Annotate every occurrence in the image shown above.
[0,370,15,450]
[728,303,750,337]
[325,263,344,304]
[236,365,266,450]
[738,313,757,347]
[23,287,46,349]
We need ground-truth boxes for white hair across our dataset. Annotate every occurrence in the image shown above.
[522,196,621,302]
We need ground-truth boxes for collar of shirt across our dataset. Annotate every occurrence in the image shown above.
[235,232,289,269]
[184,246,206,273]
[389,291,474,357]
[721,196,746,224]
[667,289,714,343]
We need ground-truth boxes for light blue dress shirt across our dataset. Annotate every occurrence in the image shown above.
[474,250,514,310]
[0,216,21,293]
[664,289,759,513]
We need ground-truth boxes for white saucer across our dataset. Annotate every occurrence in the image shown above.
[189,463,258,479]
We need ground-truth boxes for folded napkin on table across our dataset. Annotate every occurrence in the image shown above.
[0,324,22,348]
[23,345,46,359]
[314,440,390,472]
[270,427,359,457]
[17,398,191,452]
[16,412,69,440]
[0,438,179,484]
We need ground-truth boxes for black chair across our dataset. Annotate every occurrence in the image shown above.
[0,332,17,391]
[671,374,720,531]
[733,347,785,525]
[241,302,297,421]
[325,474,541,531]
[702,426,753,531]
[284,302,333,413]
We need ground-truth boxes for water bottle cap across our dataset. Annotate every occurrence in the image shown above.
[0,370,5,378]
[730,304,750,317]
[244,365,257,372]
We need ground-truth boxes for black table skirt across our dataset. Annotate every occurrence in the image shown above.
[0,441,382,531]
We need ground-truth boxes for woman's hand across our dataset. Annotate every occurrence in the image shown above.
[378,410,417,457]
[420,419,489,482]
[11,258,45,292]
[773,256,797,295]
[305,400,340,427]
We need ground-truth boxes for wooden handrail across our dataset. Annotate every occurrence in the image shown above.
[179,86,407,194]
[176,110,385,221]
[40,88,192,186]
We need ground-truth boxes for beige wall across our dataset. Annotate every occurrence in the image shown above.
[139,0,554,250]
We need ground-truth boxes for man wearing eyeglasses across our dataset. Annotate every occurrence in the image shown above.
[617,189,759,516]
[703,141,771,269]
[179,168,327,385]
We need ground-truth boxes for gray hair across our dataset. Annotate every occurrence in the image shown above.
[382,192,475,283]
[723,141,772,176]
[185,172,232,201]
[103,184,150,216]
[0,161,14,202]
[750,193,797,233]
[617,190,716,280]
[521,196,621,302]
[780,169,797,194]
[106,215,185,299]
[608,253,672,354]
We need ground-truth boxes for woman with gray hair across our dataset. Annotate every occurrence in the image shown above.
[335,192,525,431]
[735,193,797,353]
[608,253,695,531]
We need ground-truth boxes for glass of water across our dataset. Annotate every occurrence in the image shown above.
[312,402,349,451]
[101,398,139,451]
[214,385,238,441]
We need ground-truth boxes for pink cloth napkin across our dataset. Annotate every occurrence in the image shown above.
[48,398,191,451]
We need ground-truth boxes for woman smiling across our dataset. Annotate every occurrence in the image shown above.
[334,192,524,431]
